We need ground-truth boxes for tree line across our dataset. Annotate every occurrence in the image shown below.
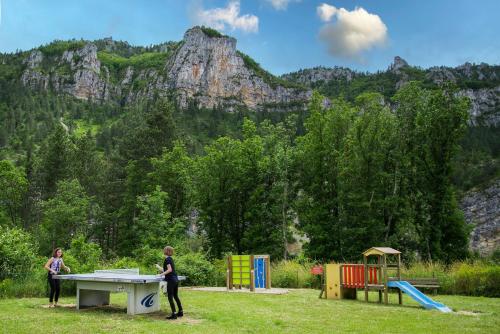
[0,82,470,262]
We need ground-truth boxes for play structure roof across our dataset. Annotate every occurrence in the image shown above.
[363,247,401,257]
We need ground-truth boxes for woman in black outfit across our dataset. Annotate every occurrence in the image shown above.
[157,246,183,320]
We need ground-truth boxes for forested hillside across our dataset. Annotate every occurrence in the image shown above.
[0,27,498,263]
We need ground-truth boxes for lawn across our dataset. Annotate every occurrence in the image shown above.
[0,289,498,334]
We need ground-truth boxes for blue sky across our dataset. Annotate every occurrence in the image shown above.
[0,0,498,75]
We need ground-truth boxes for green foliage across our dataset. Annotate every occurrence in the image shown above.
[39,40,86,57]
[199,26,226,38]
[40,179,91,250]
[403,261,500,297]
[133,186,181,249]
[64,234,102,273]
[37,125,74,198]
[175,252,217,286]
[149,141,194,217]
[0,226,39,281]
[237,51,306,90]
[97,51,169,82]
[193,118,294,258]
[271,260,316,288]
[0,160,28,226]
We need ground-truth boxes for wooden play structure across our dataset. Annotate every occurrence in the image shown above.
[324,247,402,304]
[227,255,271,291]
[323,247,451,312]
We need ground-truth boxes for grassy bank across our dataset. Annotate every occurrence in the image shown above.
[0,289,499,333]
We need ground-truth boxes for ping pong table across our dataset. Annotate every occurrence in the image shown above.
[54,269,185,315]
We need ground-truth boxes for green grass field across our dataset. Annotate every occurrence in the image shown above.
[1,289,498,334]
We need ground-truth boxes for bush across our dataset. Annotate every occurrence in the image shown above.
[403,260,500,297]
[0,257,52,298]
[64,235,102,274]
[449,262,500,297]
[0,226,39,281]
[271,260,316,288]
[133,245,163,274]
[176,252,217,286]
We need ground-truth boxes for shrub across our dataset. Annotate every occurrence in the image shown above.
[133,245,163,274]
[449,262,500,297]
[271,260,316,288]
[0,257,53,298]
[176,252,217,286]
[64,235,102,274]
[403,260,500,297]
[0,226,39,281]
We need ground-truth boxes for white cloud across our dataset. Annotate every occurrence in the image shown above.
[317,3,337,22]
[265,0,301,11]
[193,1,259,34]
[317,4,388,60]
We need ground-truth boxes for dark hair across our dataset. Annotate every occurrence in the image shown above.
[52,248,63,258]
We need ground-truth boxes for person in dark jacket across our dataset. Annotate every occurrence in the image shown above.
[157,246,183,320]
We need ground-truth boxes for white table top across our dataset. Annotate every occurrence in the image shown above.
[54,268,186,284]
[53,273,164,283]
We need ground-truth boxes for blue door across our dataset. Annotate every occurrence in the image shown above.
[254,257,266,288]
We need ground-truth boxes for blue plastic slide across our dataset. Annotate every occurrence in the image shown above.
[387,281,452,313]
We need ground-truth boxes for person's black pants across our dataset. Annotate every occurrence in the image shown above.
[166,280,182,313]
[48,274,60,303]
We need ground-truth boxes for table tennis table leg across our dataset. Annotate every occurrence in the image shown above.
[77,285,110,309]
[127,283,160,315]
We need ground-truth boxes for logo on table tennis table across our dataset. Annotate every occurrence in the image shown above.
[140,292,157,307]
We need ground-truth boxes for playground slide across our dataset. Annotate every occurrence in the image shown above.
[387,281,452,313]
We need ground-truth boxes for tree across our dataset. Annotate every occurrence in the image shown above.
[339,93,401,259]
[149,141,194,218]
[0,160,28,226]
[295,92,355,261]
[260,117,297,260]
[133,186,184,250]
[37,124,73,198]
[393,82,470,261]
[40,179,91,250]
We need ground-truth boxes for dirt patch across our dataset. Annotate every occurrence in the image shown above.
[190,287,289,295]
[147,311,203,324]
[455,310,485,316]
[40,303,76,309]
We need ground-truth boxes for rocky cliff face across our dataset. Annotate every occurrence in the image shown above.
[284,56,500,126]
[460,180,500,256]
[167,28,309,109]
[21,44,113,101]
[19,27,309,110]
[18,32,500,121]
[281,66,355,85]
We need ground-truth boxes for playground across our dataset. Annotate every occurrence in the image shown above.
[1,288,498,333]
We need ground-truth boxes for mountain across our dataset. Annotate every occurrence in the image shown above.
[1,27,499,255]
[282,56,500,126]
[6,26,500,124]
[17,26,309,111]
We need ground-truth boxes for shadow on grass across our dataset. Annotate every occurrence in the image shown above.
[39,303,203,323]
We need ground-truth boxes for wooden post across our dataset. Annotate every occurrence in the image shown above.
[250,255,255,291]
[364,256,368,302]
[383,255,388,305]
[265,256,271,289]
[238,255,242,289]
[250,270,255,292]
[227,256,233,290]
[397,253,402,305]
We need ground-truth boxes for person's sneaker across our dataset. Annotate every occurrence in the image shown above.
[176,310,183,317]
[166,313,177,320]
